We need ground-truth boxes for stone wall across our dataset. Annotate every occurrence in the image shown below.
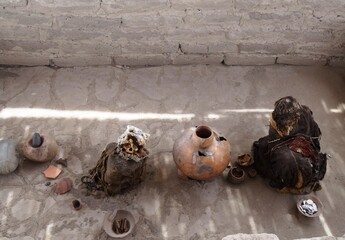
[0,0,344,67]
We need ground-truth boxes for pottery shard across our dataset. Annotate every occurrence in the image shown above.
[56,178,73,194]
[43,164,62,179]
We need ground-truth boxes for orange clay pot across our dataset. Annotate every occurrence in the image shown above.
[22,134,58,162]
[173,125,231,180]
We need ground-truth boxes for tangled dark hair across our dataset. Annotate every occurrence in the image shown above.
[272,96,302,135]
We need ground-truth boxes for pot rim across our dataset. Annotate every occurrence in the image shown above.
[195,125,213,139]
[230,167,245,178]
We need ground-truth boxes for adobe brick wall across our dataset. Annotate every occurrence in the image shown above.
[0,0,344,67]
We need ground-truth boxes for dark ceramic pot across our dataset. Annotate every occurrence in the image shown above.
[227,167,245,184]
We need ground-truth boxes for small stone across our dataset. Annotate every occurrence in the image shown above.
[45,181,51,186]
[0,140,19,174]
[31,132,42,148]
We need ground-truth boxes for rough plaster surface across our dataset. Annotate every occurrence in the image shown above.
[0,65,345,239]
[222,233,279,240]
[0,0,344,67]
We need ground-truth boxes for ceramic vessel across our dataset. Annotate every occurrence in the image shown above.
[227,167,245,184]
[22,134,58,162]
[72,200,82,210]
[297,195,323,217]
[103,209,135,238]
[173,125,231,180]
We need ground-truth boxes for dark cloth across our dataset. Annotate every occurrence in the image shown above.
[253,105,327,194]
[81,142,148,196]
[253,135,327,192]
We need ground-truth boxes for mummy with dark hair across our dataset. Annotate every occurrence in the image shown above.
[253,96,327,194]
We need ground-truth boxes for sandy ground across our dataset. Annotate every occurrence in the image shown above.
[0,65,344,240]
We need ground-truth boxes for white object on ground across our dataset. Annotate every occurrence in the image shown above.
[299,199,318,215]
[0,140,19,174]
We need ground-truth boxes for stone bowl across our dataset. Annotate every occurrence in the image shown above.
[297,195,323,218]
[103,209,135,238]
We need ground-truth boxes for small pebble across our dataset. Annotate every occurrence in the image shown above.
[45,182,51,186]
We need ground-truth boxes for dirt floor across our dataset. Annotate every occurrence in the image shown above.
[0,65,344,240]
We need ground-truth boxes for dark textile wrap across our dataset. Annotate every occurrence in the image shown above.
[81,142,148,196]
[253,98,327,194]
[253,135,327,194]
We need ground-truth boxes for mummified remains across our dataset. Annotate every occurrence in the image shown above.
[252,96,328,194]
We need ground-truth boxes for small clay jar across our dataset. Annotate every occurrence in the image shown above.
[22,134,58,162]
[173,125,231,180]
[227,167,245,184]
[72,200,82,210]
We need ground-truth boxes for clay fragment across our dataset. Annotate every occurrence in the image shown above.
[43,165,62,179]
[56,178,73,194]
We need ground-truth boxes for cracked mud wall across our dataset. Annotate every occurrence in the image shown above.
[0,0,344,67]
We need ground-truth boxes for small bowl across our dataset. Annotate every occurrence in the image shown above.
[103,209,135,238]
[72,200,82,211]
[237,154,254,167]
[297,195,323,217]
[227,167,245,184]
